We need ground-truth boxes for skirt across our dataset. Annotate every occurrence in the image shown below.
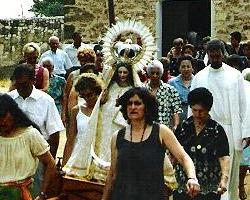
[0,178,34,200]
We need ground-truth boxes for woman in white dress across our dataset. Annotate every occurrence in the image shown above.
[62,62,140,182]
[91,61,137,181]
[62,73,105,166]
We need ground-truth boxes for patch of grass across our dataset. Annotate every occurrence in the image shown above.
[0,66,13,92]
[0,79,10,92]
[0,65,15,80]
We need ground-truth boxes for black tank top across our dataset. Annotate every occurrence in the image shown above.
[111,123,166,200]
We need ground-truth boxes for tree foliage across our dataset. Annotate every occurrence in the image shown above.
[30,0,64,17]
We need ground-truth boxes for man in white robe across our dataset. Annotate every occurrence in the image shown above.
[190,39,250,200]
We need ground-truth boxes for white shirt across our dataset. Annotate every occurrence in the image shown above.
[39,49,73,75]
[64,43,92,67]
[242,80,250,141]
[8,87,64,140]
[190,63,249,150]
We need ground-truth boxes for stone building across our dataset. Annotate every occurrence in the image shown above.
[0,17,64,69]
[64,0,250,56]
[0,0,249,70]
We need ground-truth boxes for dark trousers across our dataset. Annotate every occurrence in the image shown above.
[173,191,221,200]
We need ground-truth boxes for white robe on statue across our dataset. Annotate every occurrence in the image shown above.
[91,82,131,181]
[190,63,250,200]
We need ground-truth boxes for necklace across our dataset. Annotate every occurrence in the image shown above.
[194,121,206,135]
[130,124,147,142]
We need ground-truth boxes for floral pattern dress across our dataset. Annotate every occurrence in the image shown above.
[47,74,66,113]
[174,117,229,195]
[146,81,182,128]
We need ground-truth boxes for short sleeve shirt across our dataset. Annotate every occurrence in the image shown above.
[0,126,49,183]
[174,117,229,194]
[8,87,65,140]
[39,49,73,75]
[146,81,182,127]
[168,75,193,104]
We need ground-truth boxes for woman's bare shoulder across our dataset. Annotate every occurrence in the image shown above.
[159,123,172,134]
[71,105,80,115]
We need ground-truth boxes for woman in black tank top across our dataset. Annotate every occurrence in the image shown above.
[102,87,200,200]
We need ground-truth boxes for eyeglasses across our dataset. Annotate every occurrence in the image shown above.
[150,71,160,75]
[78,91,96,99]
[127,100,143,106]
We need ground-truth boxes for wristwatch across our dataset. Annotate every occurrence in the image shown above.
[40,192,47,199]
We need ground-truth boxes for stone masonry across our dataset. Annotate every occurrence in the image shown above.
[64,0,250,43]
[0,0,249,69]
[0,17,64,67]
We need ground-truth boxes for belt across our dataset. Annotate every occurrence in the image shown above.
[0,177,33,200]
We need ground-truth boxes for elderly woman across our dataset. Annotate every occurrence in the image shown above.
[9,42,49,92]
[0,93,56,200]
[173,87,230,200]
[145,59,182,130]
[102,87,200,200]
[41,57,66,114]
[168,55,194,122]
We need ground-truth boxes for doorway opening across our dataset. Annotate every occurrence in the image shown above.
[161,0,211,55]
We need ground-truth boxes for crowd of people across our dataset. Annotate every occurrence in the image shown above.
[0,29,249,200]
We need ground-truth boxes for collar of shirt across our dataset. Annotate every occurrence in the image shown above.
[11,86,43,101]
[146,80,164,91]
[176,74,194,84]
[208,63,225,72]
[49,49,58,54]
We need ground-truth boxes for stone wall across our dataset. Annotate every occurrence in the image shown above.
[0,1,249,69]
[0,17,64,68]
[64,0,250,44]
[64,0,157,43]
[212,0,250,41]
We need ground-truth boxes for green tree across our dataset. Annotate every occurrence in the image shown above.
[30,0,64,17]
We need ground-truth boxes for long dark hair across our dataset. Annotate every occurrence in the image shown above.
[0,94,40,132]
[110,61,134,87]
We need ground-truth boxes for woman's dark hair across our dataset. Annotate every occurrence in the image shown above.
[80,63,98,74]
[110,61,134,86]
[117,87,158,125]
[0,94,40,131]
[75,75,103,95]
[181,44,196,56]
[177,55,194,67]
[188,87,213,111]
